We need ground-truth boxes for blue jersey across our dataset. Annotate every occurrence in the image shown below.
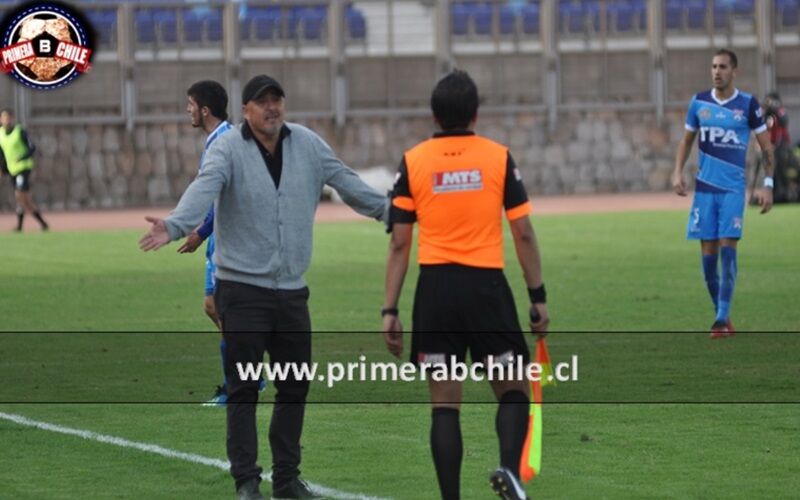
[684,89,766,192]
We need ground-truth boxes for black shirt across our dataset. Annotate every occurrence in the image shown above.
[241,121,291,188]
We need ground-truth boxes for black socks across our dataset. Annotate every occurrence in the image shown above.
[496,390,529,473]
[431,407,462,500]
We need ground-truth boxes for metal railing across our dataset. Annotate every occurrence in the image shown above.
[0,0,796,129]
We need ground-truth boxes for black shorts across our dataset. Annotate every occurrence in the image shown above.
[11,170,31,192]
[410,264,530,366]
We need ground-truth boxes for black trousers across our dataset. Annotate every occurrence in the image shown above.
[215,279,312,491]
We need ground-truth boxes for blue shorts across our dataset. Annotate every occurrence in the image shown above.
[686,188,745,240]
[204,234,216,297]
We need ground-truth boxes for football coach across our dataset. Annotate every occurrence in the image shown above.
[140,74,387,500]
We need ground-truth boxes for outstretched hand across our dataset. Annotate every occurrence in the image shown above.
[139,216,171,251]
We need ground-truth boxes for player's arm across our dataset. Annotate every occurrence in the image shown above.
[672,130,697,196]
[754,131,774,214]
[316,134,387,222]
[510,216,549,334]
[504,153,548,334]
[382,158,416,357]
[0,145,6,176]
[383,222,412,357]
[19,129,36,160]
[178,207,214,254]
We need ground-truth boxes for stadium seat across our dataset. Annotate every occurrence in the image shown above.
[686,0,707,29]
[713,7,730,28]
[633,0,647,30]
[135,10,155,44]
[346,7,366,40]
[154,9,177,44]
[452,3,470,35]
[499,5,517,35]
[302,8,326,40]
[473,3,493,35]
[251,7,281,41]
[665,0,684,29]
[779,0,799,28]
[610,2,635,32]
[183,10,205,43]
[522,4,540,34]
[86,9,116,47]
[207,11,223,42]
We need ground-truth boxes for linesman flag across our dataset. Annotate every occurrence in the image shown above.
[519,337,554,483]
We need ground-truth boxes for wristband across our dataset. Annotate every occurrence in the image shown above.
[763,176,774,188]
[381,307,399,317]
[528,284,546,304]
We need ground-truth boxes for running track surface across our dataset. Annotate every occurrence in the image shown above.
[0,192,692,233]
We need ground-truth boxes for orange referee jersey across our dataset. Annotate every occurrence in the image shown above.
[391,130,532,269]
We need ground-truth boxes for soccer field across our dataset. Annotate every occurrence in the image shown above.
[1,206,799,499]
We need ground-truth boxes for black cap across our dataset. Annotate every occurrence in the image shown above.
[242,75,285,104]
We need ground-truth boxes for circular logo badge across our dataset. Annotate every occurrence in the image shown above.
[0,1,94,90]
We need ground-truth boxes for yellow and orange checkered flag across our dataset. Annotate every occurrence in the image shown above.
[519,337,554,483]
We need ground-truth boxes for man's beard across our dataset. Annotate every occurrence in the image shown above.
[192,113,205,129]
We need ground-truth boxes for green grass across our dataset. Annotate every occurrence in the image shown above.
[1,206,799,498]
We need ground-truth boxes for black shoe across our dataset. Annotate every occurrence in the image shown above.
[236,478,265,500]
[490,467,528,500]
[272,477,321,499]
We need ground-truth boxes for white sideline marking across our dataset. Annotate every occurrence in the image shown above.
[0,411,390,500]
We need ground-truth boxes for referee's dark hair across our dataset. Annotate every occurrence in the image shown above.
[187,80,229,121]
[714,48,738,68]
[431,69,479,131]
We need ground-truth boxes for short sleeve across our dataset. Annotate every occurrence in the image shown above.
[390,157,416,224]
[685,95,699,132]
[503,153,532,221]
[749,96,767,134]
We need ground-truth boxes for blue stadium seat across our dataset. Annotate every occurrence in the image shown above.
[135,10,155,44]
[522,4,540,34]
[500,5,517,35]
[346,7,366,40]
[86,9,116,47]
[473,4,493,35]
[610,2,634,31]
[251,7,281,41]
[154,9,177,44]
[560,0,598,33]
[207,11,223,42]
[302,8,326,40]
[713,0,732,28]
[452,3,470,35]
[778,0,799,27]
[633,0,647,30]
[183,10,204,43]
[286,7,304,39]
[686,0,707,29]
[665,0,684,29]
[732,0,754,15]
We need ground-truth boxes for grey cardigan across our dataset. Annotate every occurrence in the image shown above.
[165,121,387,290]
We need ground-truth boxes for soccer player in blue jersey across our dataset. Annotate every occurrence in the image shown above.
[671,49,775,338]
[176,80,235,404]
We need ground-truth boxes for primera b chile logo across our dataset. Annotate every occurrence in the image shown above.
[0,1,95,90]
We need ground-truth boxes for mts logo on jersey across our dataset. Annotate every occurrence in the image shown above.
[699,126,741,146]
[432,169,483,193]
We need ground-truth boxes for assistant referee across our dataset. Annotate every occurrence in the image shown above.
[382,69,549,500]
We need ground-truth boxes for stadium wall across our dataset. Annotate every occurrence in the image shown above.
[1,108,759,211]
